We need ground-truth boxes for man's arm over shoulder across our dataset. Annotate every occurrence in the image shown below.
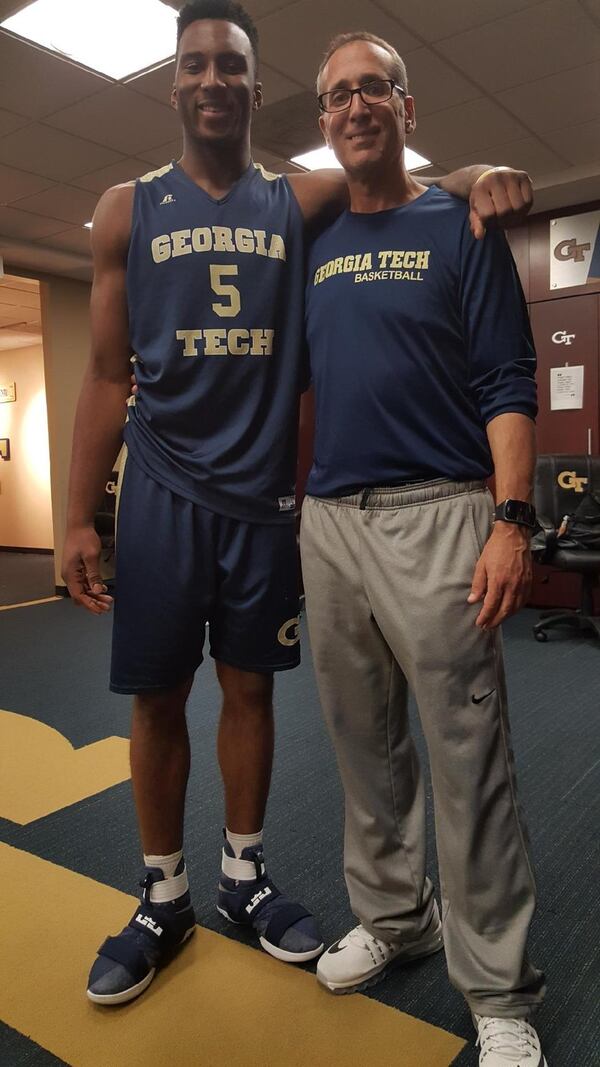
[285,164,533,237]
[287,169,349,229]
[62,182,135,613]
[431,165,533,239]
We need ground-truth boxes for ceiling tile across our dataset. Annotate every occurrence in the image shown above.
[0,106,29,137]
[0,3,34,16]
[138,139,183,167]
[0,30,109,119]
[497,62,600,134]
[438,137,568,180]
[544,119,600,166]
[45,84,180,155]
[412,98,528,163]
[252,90,321,158]
[0,123,123,180]
[401,48,480,116]
[72,157,154,195]
[376,0,542,43]
[0,204,69,239]
[125,60,176,105]
[0,162,56,202]
[256,62,306,106]
[257,0,420,89]
[437,0,600,93]
[13,184,99,225]
[37,227,92,257]
[247,0,302,16]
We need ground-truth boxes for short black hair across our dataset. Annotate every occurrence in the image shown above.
[177,0,259,65]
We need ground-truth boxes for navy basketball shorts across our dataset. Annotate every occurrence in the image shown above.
[110,455,301,693]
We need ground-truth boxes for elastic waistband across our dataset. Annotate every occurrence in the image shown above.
[308,479,487,510]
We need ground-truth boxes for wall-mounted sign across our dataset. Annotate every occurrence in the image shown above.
[551,330,575,346]
[550,365,584,411]
[0,438,10,460]
[0,382,16,403]
[550,211,600,290]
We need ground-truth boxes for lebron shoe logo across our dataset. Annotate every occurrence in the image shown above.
[278,617,300,647]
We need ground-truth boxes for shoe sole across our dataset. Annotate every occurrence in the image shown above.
[317,927,444,995]
[86,926,195,1006]
[217,905,324,964]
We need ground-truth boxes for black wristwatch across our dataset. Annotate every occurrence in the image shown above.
[494,499,537,529]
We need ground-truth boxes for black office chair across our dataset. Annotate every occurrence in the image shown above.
[532,455,600,644]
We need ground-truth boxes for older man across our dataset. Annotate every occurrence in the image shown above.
[300,31,546,1067]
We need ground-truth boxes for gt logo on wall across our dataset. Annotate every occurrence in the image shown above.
[550,210,600,290]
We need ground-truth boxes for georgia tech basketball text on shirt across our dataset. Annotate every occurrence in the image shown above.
[313,248,431,286]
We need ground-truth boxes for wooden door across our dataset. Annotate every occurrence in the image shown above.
[529,294,599,455]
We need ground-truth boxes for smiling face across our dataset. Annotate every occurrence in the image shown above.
[318,40,415,180]
[172,18,262,147]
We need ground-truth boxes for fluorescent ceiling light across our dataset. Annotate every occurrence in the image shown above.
[2,0,177,80]
[291,144,431,172]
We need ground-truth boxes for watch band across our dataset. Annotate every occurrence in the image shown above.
[494,499,537,529]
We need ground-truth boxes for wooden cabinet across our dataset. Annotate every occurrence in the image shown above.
[529,294,599,455]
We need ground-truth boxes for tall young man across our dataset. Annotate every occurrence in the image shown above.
[62,0,534,1007]
[300,32,547,1067]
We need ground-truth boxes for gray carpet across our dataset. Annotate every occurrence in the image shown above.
[0,550,55,605]
[0,600,599,1066]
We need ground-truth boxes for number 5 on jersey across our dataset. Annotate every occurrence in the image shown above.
[210,264,241,317]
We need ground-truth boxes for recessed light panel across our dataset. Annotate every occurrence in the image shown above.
[291,145,431,172]
[2,0,178,80]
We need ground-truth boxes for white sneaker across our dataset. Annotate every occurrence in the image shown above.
[316,903,443,994]
[474,1014,547,1066]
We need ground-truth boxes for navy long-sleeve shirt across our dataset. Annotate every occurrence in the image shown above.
[305,186,537,497]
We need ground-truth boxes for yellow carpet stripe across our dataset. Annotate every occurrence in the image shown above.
[0,710,130,824]
[0,596,61,611]
[0,845,464,1067]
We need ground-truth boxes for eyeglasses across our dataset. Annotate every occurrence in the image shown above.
[318,78,406,114]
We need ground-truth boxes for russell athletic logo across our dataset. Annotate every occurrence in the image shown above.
[160,194,176,205]
[558,471,589,493]
[552,330,575,345]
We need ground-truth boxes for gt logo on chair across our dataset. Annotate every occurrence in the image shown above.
[558,471,588,493]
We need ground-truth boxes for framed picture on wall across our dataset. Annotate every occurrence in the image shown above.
[0,438,10,460]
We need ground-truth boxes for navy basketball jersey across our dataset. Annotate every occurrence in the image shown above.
[125,160,306,524]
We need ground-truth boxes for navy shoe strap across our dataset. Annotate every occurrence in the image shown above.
[97,936,151,983]
[264,902,311,947]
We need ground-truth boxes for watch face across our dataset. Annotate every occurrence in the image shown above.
[502,500,535,525]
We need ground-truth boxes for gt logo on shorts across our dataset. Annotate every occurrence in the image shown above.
[278,617,300,646]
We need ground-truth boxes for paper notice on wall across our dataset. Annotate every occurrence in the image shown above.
[550,365,584,410]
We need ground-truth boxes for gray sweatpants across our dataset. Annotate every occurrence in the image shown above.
[300,479,545,1017]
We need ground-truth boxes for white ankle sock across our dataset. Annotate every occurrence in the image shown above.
[222,828,264,881]
[143,849,188,904]
[225,829,263,857]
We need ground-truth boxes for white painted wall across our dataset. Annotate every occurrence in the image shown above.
[0,343,53,549]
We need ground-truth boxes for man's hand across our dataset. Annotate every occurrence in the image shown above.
[62,526,113,615]
[467,522,532,629]
[469,166,533,240]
